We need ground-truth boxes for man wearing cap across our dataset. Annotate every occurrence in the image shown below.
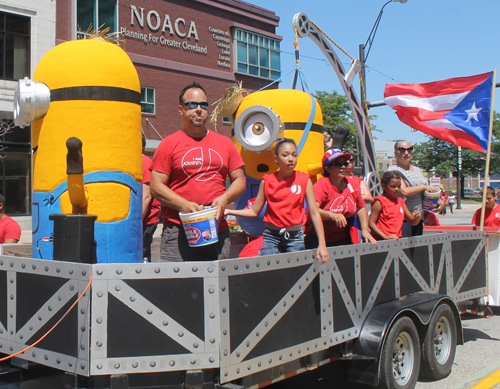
[150,82,245,262]
[304,148,376,247]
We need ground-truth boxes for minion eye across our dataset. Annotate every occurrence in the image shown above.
[234,105,284,152]
[252,123,265,135]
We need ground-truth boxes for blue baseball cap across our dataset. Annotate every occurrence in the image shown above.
[322,148,353,170]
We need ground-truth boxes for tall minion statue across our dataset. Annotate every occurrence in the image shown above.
[14,39,143,263]
[230,89,325,236]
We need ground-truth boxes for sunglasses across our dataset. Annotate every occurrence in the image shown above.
[398,147,413,154]
[183,101,209,109]
[331,161,350,168]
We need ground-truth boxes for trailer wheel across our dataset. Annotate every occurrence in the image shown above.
[379,316,420,389]
[420,304,457,380]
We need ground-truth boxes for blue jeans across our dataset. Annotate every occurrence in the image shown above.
[261,228,305,255]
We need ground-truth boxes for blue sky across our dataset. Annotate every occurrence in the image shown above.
[247,0,500,145]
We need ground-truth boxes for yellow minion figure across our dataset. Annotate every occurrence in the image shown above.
[14,39,142,263]
[231,89,324,236]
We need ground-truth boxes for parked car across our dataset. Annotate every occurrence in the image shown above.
[452,189,480,196]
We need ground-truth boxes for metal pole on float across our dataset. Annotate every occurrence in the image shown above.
[479,69,497,230]
[456,146,462,210]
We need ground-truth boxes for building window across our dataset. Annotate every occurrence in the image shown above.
[141,87,155,114]
[77,0,117,37]
[0,121,31,215]
[0,12,30,81]
[235,29,281,80]
[222,117,231,124]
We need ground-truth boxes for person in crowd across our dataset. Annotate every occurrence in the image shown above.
[323,131,333,151]
[423,210,441,226]
[0,194,21,244]
[439,190,448,215]
[226,139,329,263]
[142,135,161,262]
[472,186,500,228]
[346,156,373,204]
[389,140,437,237]
[150,82,246,262]
[304,148,376,248]
[369,171,421,240]
[448,192,456,214]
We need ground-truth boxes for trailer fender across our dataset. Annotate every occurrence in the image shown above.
[347,292,462,386]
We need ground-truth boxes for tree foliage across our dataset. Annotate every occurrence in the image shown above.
[313,90,377,159]
[412,112,500,177]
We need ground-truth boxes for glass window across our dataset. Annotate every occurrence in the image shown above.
[141,87,155,114]
[271,51,280,70]
[77,0,117,37]
[248,45,258,66]
[237,42,247,63]
[222,117,231,124]
[0,121,31,215]
[0,12,30,81]
[234,28,281,80]
[259,47,269,68]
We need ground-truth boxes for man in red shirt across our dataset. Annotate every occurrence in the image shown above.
[151,82,245,261]
[142,135,161,262]
[0,195,21,244]
[472,186,500,228]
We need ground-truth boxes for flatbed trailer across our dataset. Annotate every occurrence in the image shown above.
[0,230,488,388]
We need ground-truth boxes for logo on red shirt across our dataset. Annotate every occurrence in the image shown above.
[329,196,355,213]
[291,184,302,195]
[182,147,223,181]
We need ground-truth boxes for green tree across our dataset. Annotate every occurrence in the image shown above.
[412,112,500,177]
[313,90,378,160]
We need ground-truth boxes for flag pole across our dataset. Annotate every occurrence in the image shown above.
[480,69,497,230]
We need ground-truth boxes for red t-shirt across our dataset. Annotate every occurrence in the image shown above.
[150,130,244,228]
[372,195,405,239]
[263,171,309,228]
[142,154,161,226]
[0,215,21,243]
[306,176,365,242]
[472,204,500,227]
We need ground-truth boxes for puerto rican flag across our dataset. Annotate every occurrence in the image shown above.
[384,72,494,153]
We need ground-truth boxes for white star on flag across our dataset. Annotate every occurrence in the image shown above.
[465,102,482,122]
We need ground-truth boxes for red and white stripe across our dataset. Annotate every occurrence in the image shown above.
[384,73,491,152]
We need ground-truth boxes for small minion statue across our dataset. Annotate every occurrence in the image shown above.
[14,38,142,263]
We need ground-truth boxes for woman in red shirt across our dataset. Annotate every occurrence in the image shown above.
[305,149,376,248]
[369,171,422,240]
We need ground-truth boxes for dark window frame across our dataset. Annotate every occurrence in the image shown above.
[0,11,30,81]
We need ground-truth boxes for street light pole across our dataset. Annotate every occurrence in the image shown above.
[359,0,407,115]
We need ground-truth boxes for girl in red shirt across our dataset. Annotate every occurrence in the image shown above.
[226,139,329,264]
[369,171,422,240]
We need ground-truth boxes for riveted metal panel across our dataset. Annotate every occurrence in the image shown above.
[0,256,91,375]
[90,261,220,376]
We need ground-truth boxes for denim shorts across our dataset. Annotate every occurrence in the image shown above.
[261,228,305,256]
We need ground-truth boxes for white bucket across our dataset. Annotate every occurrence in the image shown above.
[179,207,219,247]
[423,190,440,211]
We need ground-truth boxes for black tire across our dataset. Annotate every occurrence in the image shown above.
[419,304,457,381]
[379,316,421,389]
